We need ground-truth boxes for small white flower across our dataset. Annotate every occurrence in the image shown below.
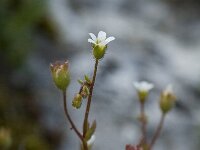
[88,31,115,47]
[87,135,95,146]
[133,81,154,92]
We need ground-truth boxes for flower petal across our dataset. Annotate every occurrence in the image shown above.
[133,81,154,92]
[88,39,95,44]
[89,33,97,41]
[104,36,115,45]
[98,31,106,41]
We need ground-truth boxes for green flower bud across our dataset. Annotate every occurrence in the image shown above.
[160,85,176,114]
[72,94,82,109]
[93,45,107,60]
[0,128,12,149]
[81,85,90,99]
[50,61,70,91]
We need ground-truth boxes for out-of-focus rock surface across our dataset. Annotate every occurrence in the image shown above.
[27,0,200,149]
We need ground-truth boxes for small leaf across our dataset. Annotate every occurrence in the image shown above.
[84,75,91,84]
[85,120,96,141]
[77,79,84,85]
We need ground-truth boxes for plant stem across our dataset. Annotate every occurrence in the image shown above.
[149,113,165,150]
[140,102,147,144]
[62,91,88,150]
[83,59,99,137]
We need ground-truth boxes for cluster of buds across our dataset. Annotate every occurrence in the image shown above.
[50,61,70,91]
[0,128,12,149]
[78,75,91,98]
[72,75,91,109]
[134,81,176,114]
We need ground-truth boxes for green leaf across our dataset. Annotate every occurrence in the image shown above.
[77,79,84,85]
[85,120,96,141]
[84,75,91,84]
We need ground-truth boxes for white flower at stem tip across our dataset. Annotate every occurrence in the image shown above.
[88,31,115,59]
[134,81,154,103]
[88,31,115,47]
[134,81,154,93]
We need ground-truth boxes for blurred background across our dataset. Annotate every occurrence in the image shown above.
[1,0,200,150]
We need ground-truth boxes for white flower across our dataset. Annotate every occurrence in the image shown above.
[88,31,115,59]
[133,81,154,92]
[88,31,115,47]
[87,135,95,146]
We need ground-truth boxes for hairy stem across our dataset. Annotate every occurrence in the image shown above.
[83,59,99,137]
[62,91,88,150]
[149,113,165,149]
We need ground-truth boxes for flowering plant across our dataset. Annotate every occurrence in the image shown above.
[50,31,176,150]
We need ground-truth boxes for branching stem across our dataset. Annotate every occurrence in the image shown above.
[62,91,88,150]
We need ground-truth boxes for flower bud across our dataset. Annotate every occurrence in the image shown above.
[93,45,107,60]
[160,85,176,114]
[50,61,70,91]
[72,94,82,109]
[81,85,90,99]
[0,128,12,149]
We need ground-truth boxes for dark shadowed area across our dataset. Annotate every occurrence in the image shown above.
[0,0,200,150]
